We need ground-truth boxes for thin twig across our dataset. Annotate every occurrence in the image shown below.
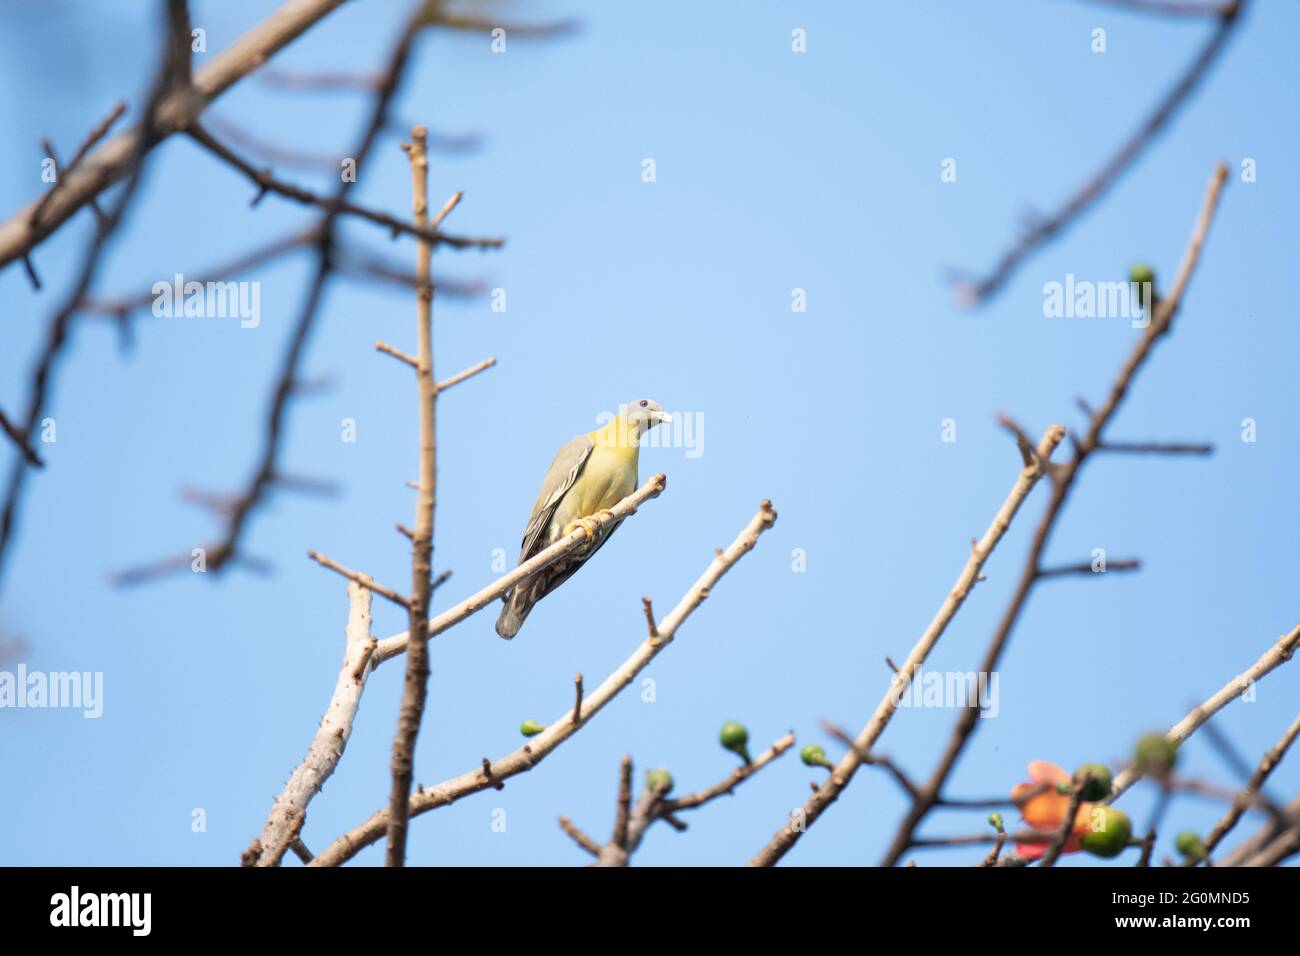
[558,816,602,857]
[435,356,496,393]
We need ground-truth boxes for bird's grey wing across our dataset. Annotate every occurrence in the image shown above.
[517,435,593,563]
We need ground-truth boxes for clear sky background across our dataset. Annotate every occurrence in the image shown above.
[0,0,1296,867]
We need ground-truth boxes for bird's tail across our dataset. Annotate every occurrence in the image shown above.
[495,586,534,639]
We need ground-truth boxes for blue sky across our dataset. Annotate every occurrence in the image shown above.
[0,0,1296,867]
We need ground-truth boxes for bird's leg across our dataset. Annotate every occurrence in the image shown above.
[572,510,615,552]
[573,515,601,547]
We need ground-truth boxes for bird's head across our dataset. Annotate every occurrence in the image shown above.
[624,398,671,436]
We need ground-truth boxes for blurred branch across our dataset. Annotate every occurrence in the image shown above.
[1096,440,1214,456]
[1106,625,1300,803]
[27,100,127,245]
[112,5,427,583]
[1067,0,1236,15]
[0,0,192,587]
[1217,793,1300,866]
[0,409,44,468]
[1193,714,1300,864]
[0,0,350,270]
[184,122,502,250]
[80,226,484,323]
[1037,557,1141,578]
[955,2,1243,304]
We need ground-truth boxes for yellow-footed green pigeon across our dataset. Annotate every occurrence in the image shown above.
[496,399,671,639]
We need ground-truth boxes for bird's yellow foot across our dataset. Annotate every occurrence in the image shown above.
[574,511,615,550]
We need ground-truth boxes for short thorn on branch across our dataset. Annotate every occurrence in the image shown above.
[557,816,602,857]
[435,356,496,393]
[997,413,1063,473]
[642,597,659,642]
[572,674,584,725]
[375,340,417,368]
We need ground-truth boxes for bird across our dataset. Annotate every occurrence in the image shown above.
[496,399,671,639]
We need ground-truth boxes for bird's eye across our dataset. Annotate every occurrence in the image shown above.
[639,399,648,407]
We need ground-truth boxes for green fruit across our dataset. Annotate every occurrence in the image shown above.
[1073,763,1113,801]
[719,721,751,762]
[645,769,674,794]
[800,744,833,770]
[1130,263,1156,311]
[1129,263,1156,287]
[987,812,1004,833]
[1080,806,1133,859]
[1134,733,1179,776]
[1175,831,1207,860]
[519,720,544,737]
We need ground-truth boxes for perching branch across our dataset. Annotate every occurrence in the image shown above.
[307,500,778,867]
[371,474,668,665]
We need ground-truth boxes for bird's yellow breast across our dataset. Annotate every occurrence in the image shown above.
[548,423,639,541]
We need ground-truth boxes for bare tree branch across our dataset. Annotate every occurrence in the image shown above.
[1106,625,1300,803]
[307,500,778,867]
[880,163,1230,866]
[0,0,351,269]
[246,578,375,866]
[385,125,437,868]
[750,425,1064,866]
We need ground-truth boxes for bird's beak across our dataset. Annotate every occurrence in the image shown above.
[655,411,672,425]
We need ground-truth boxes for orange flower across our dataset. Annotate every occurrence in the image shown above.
[1011,760,1093,860]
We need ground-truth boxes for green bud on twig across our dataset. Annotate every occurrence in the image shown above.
[645,768,674,795]
[1073,762,1113,801]
[800,744,834,771]
[1134,733,1179,777]
[1175,831,1207,861]
[719,721,751,764]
